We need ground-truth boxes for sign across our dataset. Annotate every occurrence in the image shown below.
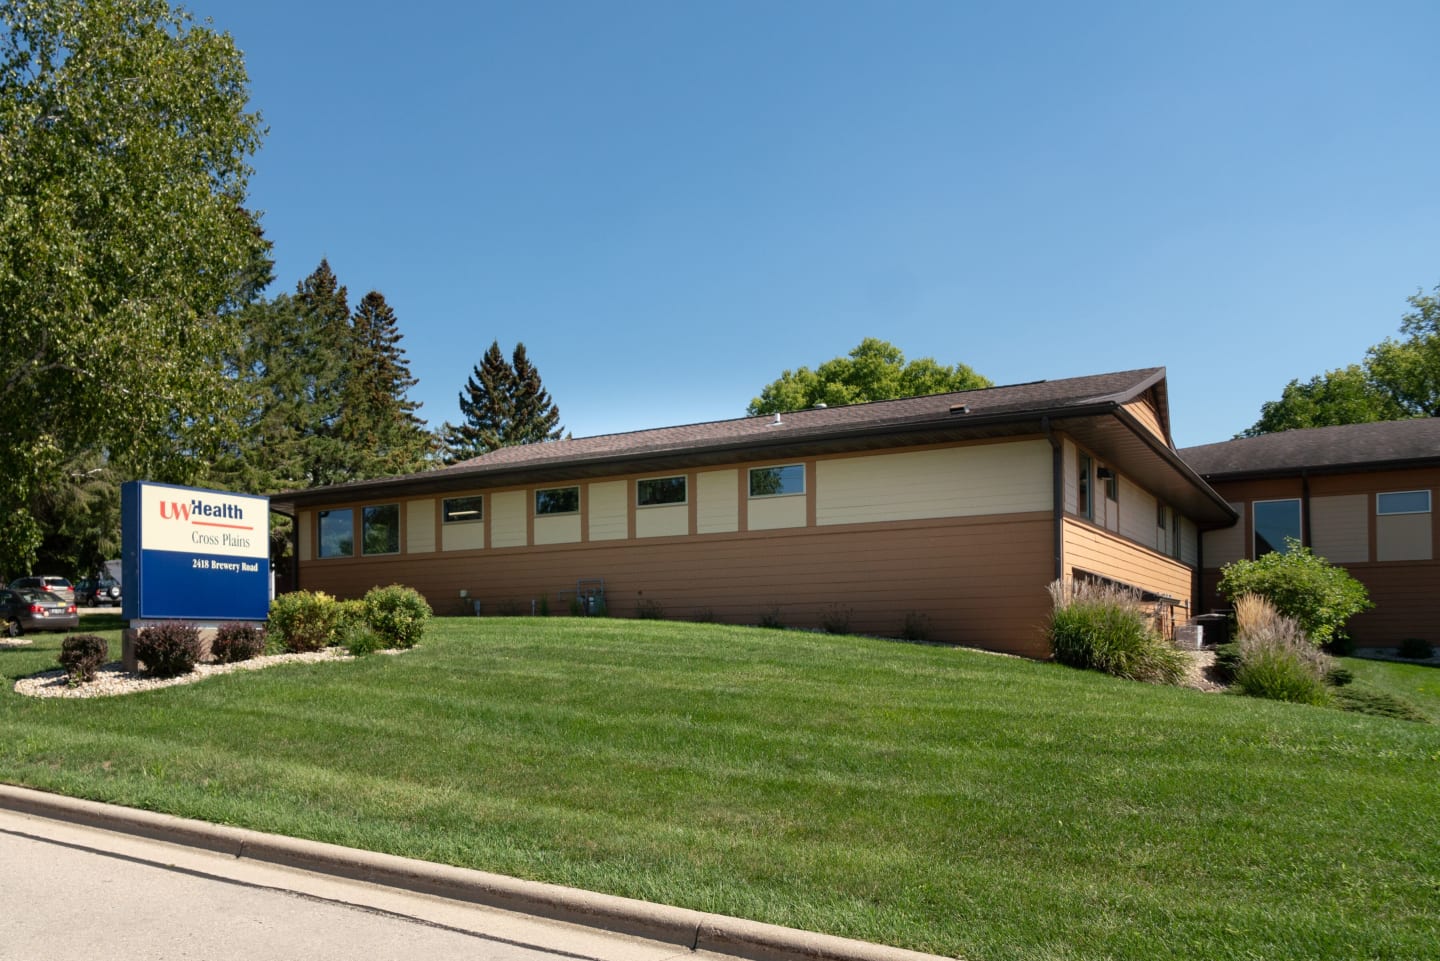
[121,481,270,621]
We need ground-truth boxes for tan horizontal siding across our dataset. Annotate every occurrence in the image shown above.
[298,512,1058,658]
[1123,397,1165,443]
[1064,518,1194,607]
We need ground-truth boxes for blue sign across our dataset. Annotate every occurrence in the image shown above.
[121,481,270,621]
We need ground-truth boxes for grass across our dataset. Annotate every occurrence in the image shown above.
[2,615,1439,961]
[1338,656,1440,724]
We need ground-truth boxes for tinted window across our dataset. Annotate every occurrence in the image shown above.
[318,509,354,558]
[442,496,484,523]
[749,465,804,497]
[535,487,579,515]
[1253,499,1301,556]
[362,504,401,555]
[638,476,687,506]
[1377,490,1431,515]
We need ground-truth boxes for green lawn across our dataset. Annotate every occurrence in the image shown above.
[2,617,1438,961]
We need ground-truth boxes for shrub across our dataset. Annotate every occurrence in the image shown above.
[133,621,203,678]
[211,622,266,663]
[1217,541,1371,648]
[268,590,341,652]
[58,634,108,684]
[635,598,665,620]
[363,584,431,649]
[899,611,932,643]
[820,604,853,635]
[1232,639,1331,706]
[758,607,784,630]
[1398,637,1434,660]
[346,626,386,657]
[691,607,718,623]
[1045,580,1186,684]
[335,599,369,647]
[1229,596,1332,706]
[1210,642,1241,685]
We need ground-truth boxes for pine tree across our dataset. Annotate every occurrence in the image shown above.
[509,343,564,445]
[339,291,433,478]
[442,341,565,463]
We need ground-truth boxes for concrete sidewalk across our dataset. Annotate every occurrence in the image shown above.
[0,785,949,961]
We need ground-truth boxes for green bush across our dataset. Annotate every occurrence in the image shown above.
[133,621,203,678]
[268,590,342,653]
[1398,637,1434,660]
[58,634,108,684]
[335,599,369,647]
[1217,540,1371,648]
[820,604,853,635]
[362,584,431,649]
[635,598,665,620]
[1046,580,1186,684]
[211,622,265,663]
[345,625,387,657]
[1324,664,1355,687]
[899,611,932,642]
[1232,636,1331,706]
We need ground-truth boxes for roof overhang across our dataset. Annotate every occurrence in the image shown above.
[273,399,1237,528]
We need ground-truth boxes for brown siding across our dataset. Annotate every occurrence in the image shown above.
[299,512,1059,658]
[1199,467,1440,646]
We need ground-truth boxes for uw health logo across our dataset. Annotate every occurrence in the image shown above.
[160,498,255,548]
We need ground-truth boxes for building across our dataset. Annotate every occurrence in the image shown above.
[1181,418,1440,647]
[274,368,1237,658]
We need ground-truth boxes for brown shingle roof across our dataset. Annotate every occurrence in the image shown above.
[447,367,1166,472]
[1179,419,1440,478]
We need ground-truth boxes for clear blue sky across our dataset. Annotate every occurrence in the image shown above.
[187,0,1440,448]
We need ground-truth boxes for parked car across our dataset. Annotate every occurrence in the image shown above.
[9,576,75,605]
[1,589,80,637]
[75,577,122,607]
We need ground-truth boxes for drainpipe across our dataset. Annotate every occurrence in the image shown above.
[1042,417,1064,582]
[1301,468,1312,549]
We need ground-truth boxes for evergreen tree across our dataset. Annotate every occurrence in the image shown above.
[339,291,434,477]
[509,343,564,445]
[442,341,565,463]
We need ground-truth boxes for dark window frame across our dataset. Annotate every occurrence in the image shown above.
[317,508,355,559]
[637,475,687,507]
[442,495,485,524]
[362,503,401,556]
[535,486,580,516]
[748,464,805,498]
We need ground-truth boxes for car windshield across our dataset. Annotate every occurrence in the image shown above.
[18,589,62,603]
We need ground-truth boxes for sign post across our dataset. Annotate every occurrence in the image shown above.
[121,481,270,669]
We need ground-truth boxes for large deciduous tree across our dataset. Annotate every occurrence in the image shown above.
[441,341,565,463]
[0,0,265,575]
[1241,283,1440,437]
[746,338,992,416]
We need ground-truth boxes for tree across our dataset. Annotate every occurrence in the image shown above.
[338,291,433,477]
[0,0,265,574]
[1239,365,1403,438]
[746,338,992,415]
[1241,282,1440,436]
[1366,285,1440,418]
[441,341,565,463]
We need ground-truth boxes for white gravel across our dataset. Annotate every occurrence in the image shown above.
[15,649,354,699]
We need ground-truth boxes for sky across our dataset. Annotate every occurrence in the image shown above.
[186,0,1440,449]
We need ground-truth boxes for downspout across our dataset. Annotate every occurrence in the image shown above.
[1042,417,1064,582]
[1301,468,1312,549]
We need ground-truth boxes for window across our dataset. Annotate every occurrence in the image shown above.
[1077,453,1093,520]
[317,509,354,558]
[442,495,484,524]
[1171,510,1182,559]
[1100,465,1118,501]
[1253,499,1301,557]
[637,476,686,507]
[535,486,579,515]
[1378,490,1431,515]
[362,504,400,555]
[749,464,804,497]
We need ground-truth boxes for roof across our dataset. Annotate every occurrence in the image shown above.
[1179,418,1440,479]
[275,366,1235,525]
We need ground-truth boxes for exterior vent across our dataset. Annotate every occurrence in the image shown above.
[949,404,970,415]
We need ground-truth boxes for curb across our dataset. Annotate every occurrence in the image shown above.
[0,784,951,961]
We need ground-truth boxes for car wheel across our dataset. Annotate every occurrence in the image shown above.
[4,618,19,639]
